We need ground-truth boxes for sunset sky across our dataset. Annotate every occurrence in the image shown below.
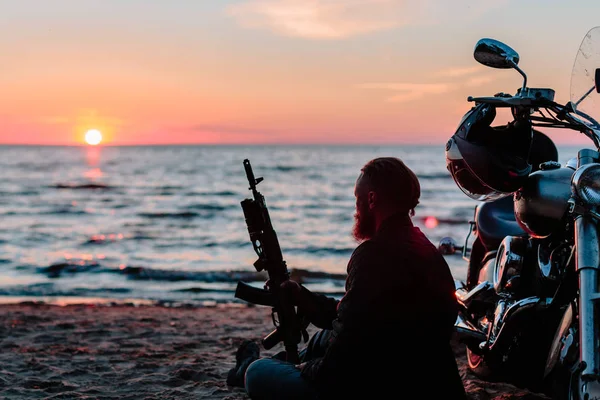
[1,0,600,145]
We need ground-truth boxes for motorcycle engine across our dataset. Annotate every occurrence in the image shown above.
[493,236,529,293]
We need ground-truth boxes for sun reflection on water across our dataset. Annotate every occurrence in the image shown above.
[84,146,103,182]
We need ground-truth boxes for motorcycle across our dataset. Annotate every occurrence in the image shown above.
[439,27,600,399]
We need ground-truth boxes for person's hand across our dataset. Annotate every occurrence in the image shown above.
[265,279,303,305]
[295,362,307,371]
[280,280,302,303]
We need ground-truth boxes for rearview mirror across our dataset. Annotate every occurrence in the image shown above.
[595,68,600,93]
[438,237,462,255]
[474,38,520,69]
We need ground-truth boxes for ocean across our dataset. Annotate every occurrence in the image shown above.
[0,144,581,306]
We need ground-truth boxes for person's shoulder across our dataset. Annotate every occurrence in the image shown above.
[350,239,379,259]
[346,240,380,273]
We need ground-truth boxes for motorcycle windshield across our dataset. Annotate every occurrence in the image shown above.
[570,26,600,118]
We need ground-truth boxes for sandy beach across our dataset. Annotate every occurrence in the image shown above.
[0,302,550,399]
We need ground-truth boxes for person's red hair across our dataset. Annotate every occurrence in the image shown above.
[360,157,421,216]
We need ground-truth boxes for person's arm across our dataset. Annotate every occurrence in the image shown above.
[279,280,339,330]
[297,285,339,329]
[300,241,379,382]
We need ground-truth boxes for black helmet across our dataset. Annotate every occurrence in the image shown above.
[445,103,533,201]
[529,129,559,172]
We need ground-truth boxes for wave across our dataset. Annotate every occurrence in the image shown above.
[118,267,266,282]
[117,266,347,286]
[287,246,355,256]
[0,283,132,297]
[266,165,305,172]
[289,269,346,282]
[158,185,185,190]
[184,190,238,197]
[42,209,89,216]
[36,261,347,285]
[418,173,452,180]
[174,287,231,293]
[182,204,234,212]
[40,262,102,278]
[82,232,158,245]
[138,212,202,219]
[0,190,41,196]
[138,204,235,218]
[50,183,114,190]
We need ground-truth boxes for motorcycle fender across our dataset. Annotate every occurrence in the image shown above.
[478,254,496,284]
[544,303,574,378]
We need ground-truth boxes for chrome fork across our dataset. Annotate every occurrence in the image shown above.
[573,150,600,387]
[575,215,600,380]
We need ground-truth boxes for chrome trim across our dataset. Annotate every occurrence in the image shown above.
[490,300,508,343]
[456,281,495,306]
[473,38,520,69]
[572,163,600,201]
[455,314,486,343]
[438,237,461,255]
[487,296,543,351]
[462,221,475,262]
[574,215,600,378]
[493,236,526,293]
[567,157,578,170]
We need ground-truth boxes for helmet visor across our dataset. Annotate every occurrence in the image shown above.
[448,158,511,202]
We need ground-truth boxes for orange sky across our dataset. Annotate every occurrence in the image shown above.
[1,1,599,146]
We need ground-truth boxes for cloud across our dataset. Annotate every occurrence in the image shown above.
[40,110,124,127]
[465,76,494,86]
[227,0,410,39]
[357,70,497,102]
[193,124,280,136]
[434,66,495,87]
[435,66,482,78]
[357,82,455,102]
[227,0,510,40]
[41,116,71,125]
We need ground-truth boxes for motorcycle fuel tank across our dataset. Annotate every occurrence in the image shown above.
[513,167,574,238]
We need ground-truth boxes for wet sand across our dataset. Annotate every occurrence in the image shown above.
[0,303,550,399]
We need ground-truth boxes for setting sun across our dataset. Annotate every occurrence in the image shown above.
[85,129,103,145]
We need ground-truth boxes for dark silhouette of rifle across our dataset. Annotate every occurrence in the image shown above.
[234,159,306,363]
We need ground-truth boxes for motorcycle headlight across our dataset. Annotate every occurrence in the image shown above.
[573,163,600,205]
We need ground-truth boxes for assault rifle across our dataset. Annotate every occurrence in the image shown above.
[234,159,307,363]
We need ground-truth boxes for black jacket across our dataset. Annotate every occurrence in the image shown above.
[300,213,466,399]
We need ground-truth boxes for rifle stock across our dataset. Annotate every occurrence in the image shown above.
[234,281,274,307]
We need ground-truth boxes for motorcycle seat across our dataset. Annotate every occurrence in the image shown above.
[475,196,525,250]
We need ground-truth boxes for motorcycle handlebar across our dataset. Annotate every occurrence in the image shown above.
[467,95,555,108]
[467,93,600,148]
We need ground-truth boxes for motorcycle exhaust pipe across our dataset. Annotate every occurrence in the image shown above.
[455,296,546,356]
[455,313,487,350]
[487,297,545,353]
[456,281,495,309]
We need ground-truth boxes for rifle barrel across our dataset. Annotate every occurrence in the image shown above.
[243,159,256,189]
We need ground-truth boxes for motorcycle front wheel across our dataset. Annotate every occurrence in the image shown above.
[466,347,493,378]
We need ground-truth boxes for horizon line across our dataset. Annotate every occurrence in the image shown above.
[0,142,451,147]
[0,142,588,148]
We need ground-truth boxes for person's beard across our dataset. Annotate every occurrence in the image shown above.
[352,199,376,242]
